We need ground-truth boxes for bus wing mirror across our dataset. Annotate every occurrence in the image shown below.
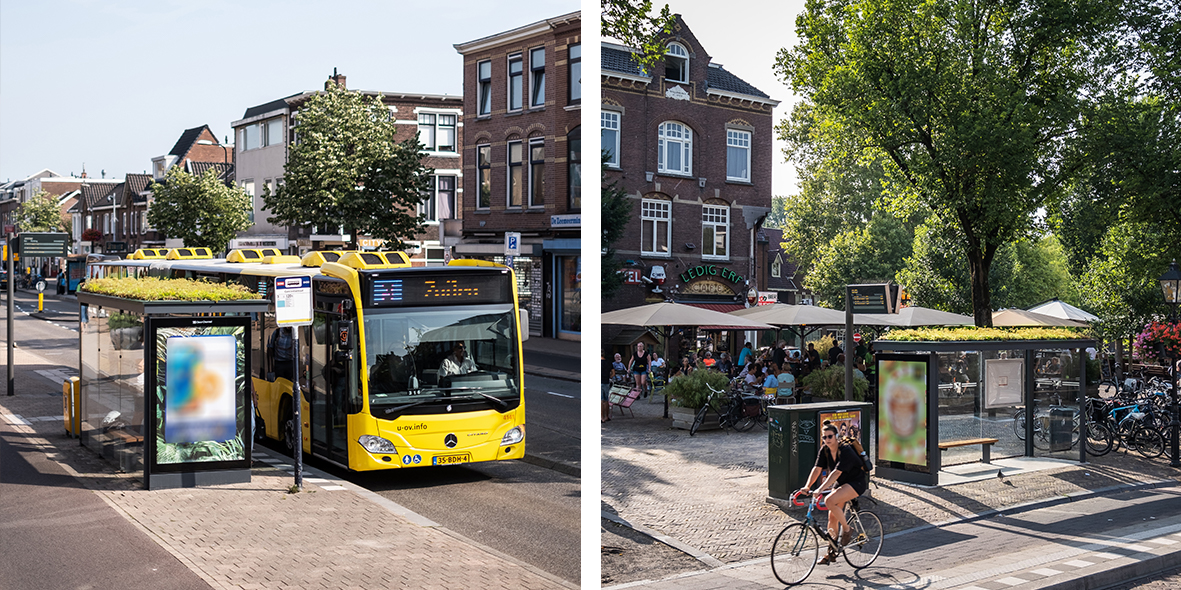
[518,309,529,342]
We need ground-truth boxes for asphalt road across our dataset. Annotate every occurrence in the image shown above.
[1,292,583,585]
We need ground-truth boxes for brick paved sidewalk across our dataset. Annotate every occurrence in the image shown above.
[2,345,572,590]
[602,392,1181,570]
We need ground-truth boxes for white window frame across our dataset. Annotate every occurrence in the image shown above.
[420,174,458,222]
[640,198,672,257]
[476,144,492,210]
[658,122,692,176]
[602,111,621,168]
[417,112,457,153]
[528,138,545,208]
[701,205,730,260]
[242,180,255,223]
[477,60,492,116]
[507,53,523,112]
[665,42,689,83]
[529,47,545,108]
[264,118,283,147]
[507,140,523,208]
[726,129,751,182]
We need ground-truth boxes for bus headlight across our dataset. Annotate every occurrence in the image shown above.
[501,425,524,446]
[358,435,397,454]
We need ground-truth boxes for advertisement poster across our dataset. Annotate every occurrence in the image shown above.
[155,325,246,465]
[985,358,1024,408]
[818,410,862,442]
[878,359,928,466]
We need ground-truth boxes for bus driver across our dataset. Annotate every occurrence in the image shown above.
[439,342,478,378]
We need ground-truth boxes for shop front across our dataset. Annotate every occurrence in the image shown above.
[546,238,581,341]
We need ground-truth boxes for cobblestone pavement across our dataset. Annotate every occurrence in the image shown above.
[2,345,572,590]
[602,394,1181,574]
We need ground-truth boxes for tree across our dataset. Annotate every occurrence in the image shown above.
[601,161,632,299]
[776,0,1126,326]
[148,167,252,253]
[601,0,675,72]
[804,211,913,309]
[264,84,432,250]
[1077,221,1181,343]
[15,190,65,232]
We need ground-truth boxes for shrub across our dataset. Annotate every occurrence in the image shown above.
[81,276,256,301]
[880,327,1083,341]
[800,364,868,401]
[665,369,731,409]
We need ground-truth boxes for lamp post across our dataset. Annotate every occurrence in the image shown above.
[1159,260,1181,468]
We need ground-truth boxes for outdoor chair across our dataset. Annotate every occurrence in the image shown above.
[609,384,641,417]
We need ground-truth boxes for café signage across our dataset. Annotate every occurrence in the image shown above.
[679,264,744,285]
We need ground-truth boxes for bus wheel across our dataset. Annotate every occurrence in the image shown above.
[280,397,296,454]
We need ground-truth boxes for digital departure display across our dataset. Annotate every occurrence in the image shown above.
[367,273,512,307]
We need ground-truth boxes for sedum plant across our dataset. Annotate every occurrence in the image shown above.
[81,277,256,301]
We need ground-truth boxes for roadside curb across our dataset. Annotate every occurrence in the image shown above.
[601,510,725,569]
[524,365,581,382]
[522,452,580,477]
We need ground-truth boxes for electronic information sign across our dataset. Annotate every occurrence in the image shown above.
[368,273,512,307]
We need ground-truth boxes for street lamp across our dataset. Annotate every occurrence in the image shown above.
[1158,260,1181,468]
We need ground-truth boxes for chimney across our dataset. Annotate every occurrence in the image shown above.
[325,67,346,90]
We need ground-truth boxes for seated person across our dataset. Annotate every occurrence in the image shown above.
[762,371,779,397]
[777,367,796,399]
[438,343,478,378]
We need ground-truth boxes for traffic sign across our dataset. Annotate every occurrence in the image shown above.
[505,232,521,256]
[35,280,46,293]
[275,276,313,326]
[853,333,862,343]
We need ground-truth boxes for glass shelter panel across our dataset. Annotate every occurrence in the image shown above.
[80,306,146,473]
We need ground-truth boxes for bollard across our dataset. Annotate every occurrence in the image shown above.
[63,377,80,437]
[38,292,44,312]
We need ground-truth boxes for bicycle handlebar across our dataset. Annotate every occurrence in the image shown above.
[790,489,830,510]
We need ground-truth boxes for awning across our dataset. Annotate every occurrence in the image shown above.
[685,302,753,330]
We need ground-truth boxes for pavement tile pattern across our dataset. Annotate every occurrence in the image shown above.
[602,393,1181,572]
[2,344,569,590]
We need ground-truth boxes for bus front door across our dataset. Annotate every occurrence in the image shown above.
[310,313,350,465]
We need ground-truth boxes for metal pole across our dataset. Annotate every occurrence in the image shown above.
[292,327,303,489]
[7,230,14,396]
[1170,306,1180,469]
[844,288,853,401]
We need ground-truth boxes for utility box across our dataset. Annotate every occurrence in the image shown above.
[63,377,81,437]
[768,401,873,502]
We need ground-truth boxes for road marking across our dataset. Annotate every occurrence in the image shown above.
[1063,559,1094,568]
[1030,568,1063,576]
[995,577,1028,586]
[546,391,574,398]
[1091,552,1123,560]
[1,413,31,425]
[1149,538,1178,545]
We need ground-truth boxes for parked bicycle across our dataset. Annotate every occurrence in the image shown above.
[770,489,883,585]
[689,383,758,436]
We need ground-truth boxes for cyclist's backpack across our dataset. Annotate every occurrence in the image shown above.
[840,435,873,475]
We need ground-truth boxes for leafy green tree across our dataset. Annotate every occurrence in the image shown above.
[148,167,251,253]
[1078,221,1181,342]
[15,190,65,232]
[776,0,1126,326]
[805,211,913,309]
[264,84,432,250]
[602,162,632,299]
[601,0,675,72]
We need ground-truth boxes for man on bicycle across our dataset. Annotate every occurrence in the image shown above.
[797,422,868,565]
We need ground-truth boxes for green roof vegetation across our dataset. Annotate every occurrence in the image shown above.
[80,276,257,302]
[880,326,1085,341]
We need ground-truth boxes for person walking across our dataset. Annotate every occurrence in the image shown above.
[737,342,754,371]
[629,342,649,398]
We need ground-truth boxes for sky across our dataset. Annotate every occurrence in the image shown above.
[606,0,810,197]
[0,0,578,183]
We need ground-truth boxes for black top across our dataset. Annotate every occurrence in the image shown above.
[828,345,844,364]
[631,353,648,372]
[772,346,787,368]
[602,358,613,384]
[814,443,864,488]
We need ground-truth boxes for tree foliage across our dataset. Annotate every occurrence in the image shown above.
[264,84,432,250]
[805,211,913,309]
[148,167,252,253]
[601,161,632,298]
[15,190,65,233]
[601,0,675,72]
[776,0,1126,326]
[1077,221,1180,342]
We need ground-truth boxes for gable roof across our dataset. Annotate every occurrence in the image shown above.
[186,161,234,184]
[81,182,115,209]
[602,45,647,78]
[242,93,304,119]
[169,125,213,158]
[125,173,152,195]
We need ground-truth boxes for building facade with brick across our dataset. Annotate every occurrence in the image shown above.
[230,72,462,265]
[454,11,581,340]
[602,16,779,322]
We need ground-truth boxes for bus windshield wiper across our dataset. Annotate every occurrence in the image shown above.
[438,388,510,409]
[381,399,431,418]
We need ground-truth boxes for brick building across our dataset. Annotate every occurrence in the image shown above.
[454,11,582,340]
[602,16,779,319]
[231,72,462,264]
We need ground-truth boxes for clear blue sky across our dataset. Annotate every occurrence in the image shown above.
[0,0,578,182]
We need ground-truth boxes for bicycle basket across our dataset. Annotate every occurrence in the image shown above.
[741,396,762,417]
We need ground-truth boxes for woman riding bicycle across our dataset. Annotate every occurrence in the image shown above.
[797,422,868,565]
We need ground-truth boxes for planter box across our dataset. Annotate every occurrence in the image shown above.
[670,405,719,431]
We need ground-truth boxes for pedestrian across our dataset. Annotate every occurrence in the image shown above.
[737,342,754,370]
[772,340,788,369]
[629,342,649,397]
[828,340,844,365]
[807,343,822,373]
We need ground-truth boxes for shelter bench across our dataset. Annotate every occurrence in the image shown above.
[938,438,999,464]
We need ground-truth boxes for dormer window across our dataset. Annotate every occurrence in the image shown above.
[665,42,688,83]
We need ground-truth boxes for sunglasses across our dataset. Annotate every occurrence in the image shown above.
[822,435,835,440]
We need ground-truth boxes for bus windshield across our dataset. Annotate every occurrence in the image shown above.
[363,304,520,411]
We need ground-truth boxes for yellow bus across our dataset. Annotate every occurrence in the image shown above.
[90,248,528,471]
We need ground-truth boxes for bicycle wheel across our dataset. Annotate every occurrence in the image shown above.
[1032,417,1050,451]
[734,411,757,432]
[771,523,819,586]
[1133,425,1165,459]
[689,406,709,437]
[843,510,883,569]
[1013,409,1027,440]
[1084,421,1114,457]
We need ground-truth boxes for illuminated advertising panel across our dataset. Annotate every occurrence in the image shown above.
[878,357,930,467]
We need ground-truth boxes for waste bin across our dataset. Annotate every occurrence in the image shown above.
[62,377,80,438]
[768,400,873,502]
[1048,407,1074,452]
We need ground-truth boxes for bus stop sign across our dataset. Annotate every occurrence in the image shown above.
[275,276,313,327]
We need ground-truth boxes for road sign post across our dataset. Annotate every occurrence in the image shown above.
[505,232,520,269]
[6,228,13,396]
[276,276,313,490]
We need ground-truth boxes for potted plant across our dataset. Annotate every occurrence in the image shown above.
[108,312,144,350]
[665,369,731,430]
[799,364,868,401]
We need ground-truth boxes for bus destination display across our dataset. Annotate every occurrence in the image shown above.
[369,274,510,307]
